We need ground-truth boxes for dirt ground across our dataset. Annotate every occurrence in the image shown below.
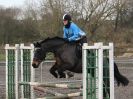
[0,58,133,99]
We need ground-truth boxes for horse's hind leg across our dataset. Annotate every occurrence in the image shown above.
[49,63,58,78]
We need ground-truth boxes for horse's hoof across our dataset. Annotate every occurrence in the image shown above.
[59,75,66,78]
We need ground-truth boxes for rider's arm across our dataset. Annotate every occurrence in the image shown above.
[68,24,79,41]
[63,28,67,39]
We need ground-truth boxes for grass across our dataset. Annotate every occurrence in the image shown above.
[0,53,5,61]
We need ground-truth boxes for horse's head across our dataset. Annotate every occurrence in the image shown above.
[32,41,46,68]
[32,37,66,68]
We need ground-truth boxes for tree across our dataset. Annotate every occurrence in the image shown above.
[0,7,21,44]
[113,0,128,31]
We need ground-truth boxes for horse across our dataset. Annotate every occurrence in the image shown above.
[32,36,129,98]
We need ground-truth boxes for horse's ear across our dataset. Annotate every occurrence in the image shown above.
[33,41,41,47]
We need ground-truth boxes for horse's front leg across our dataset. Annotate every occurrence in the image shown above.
[57,69,74,78]
[57,67,66,78]
[49,63,67,78]
[49,63,58,78]
[57,63,74,78]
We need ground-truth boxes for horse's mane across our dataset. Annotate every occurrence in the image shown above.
[34,36,69,48]
[40,36,66,44]
[38,36,79,46]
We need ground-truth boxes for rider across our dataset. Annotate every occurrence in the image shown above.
[63,14,87,45]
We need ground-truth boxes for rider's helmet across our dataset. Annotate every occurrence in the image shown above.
[63,14,71,21]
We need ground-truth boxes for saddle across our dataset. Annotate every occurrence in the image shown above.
[65,36,87,58]
[76,43,82,58]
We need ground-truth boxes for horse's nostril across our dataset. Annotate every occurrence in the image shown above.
[32,63,38,68]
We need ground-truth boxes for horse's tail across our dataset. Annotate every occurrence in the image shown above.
[114,62,129,86]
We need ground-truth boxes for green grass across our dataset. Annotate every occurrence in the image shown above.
[0,53,5,61]
[45,52,54,60]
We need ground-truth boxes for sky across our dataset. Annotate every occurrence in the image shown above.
[0,0,25,7]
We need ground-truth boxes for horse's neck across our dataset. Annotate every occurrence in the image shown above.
[49,39,65,47]
[43,39,65,52]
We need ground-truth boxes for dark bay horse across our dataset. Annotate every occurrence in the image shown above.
[32,36,129,97]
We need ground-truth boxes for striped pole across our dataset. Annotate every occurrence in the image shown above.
[36,92,82,99]
[19,82,82,89]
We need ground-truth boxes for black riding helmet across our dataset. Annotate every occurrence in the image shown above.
[63,14,71,21]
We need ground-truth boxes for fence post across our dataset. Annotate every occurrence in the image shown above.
[82,43,88,99]
[15,44,19,99]
[109,43,114,99]
[30,44,35,99]
[98,43,103,99]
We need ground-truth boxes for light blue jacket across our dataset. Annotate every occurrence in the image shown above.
[63,22,86,41]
